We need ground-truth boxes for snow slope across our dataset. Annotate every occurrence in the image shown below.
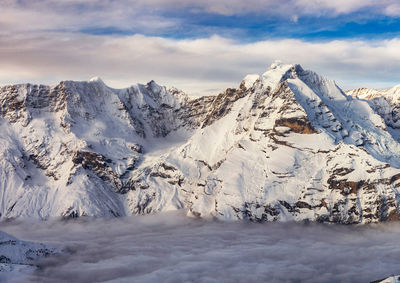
[0,230,56,281]
[375,275,400,283]
[1,62,400,223]
[347,85,400,136]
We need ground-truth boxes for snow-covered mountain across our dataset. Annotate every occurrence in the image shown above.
[0,231,56,276]
[347,85,400,136]
[374,275,400,283]
[1,61,400,224]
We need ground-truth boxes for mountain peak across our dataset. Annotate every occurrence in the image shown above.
[261,61,296,89]
[268,60,291,70]
[241,74,260,89]
[89,76,104,83]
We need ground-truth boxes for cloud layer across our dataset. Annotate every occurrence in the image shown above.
[1,211,400,282]
[1,32,400,95]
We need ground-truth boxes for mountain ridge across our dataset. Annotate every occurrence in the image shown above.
[1,62,400,223]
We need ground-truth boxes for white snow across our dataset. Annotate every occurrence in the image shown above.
[0,230,56,280]
[1,61,400,223]
[242,74,260,89]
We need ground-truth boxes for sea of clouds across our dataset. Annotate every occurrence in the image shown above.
[1,211,399,282]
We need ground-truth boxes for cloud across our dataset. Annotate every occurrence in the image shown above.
[147,0,400,16]
[0,0,180,36]
[294,0,377,15]
[1,0,400,37]
[1,211,400,282]
[385,3,400,16]
[1,32,400,95]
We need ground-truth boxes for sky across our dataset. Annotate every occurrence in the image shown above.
[1,0,400,95]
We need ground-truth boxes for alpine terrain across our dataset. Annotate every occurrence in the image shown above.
[1,62,400,224]
[0,231,56,274]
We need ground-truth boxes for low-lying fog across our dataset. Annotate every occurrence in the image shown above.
[1,211,399,283]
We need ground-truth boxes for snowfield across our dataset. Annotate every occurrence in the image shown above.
[0,230,57,282]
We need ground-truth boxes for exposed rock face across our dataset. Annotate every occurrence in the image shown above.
[1,62,400,224]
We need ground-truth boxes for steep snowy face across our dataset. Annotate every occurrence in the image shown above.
[347,86,400,133]
[0,80,190,219]
[165,63,400,223]
[375,275,400,283]
[1,62,400,224]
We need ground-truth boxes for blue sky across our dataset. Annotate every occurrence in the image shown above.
[1,0,400,95]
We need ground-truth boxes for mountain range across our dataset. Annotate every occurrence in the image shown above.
[1,62,400,224]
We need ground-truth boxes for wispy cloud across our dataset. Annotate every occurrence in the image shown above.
[1,0,400,37]
[0,0,180,36]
